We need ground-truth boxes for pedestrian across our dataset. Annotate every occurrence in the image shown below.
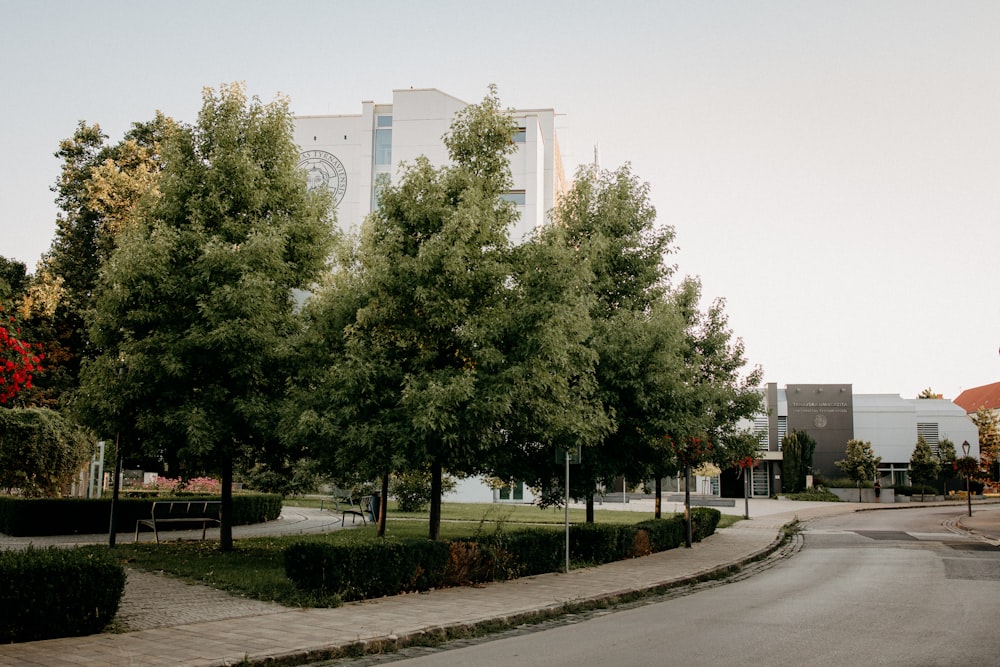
[874,478,881,502]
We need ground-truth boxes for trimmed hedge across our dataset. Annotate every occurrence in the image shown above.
[285,509,723,601]
[690,506,721,541]
[492,528,564,576]
[0,546,126,642]
[0,494,282,536]
[284,539,450,600]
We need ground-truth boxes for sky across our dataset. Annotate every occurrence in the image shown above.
[1,1,998,401]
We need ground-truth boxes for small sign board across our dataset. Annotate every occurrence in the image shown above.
[556,445,582,465]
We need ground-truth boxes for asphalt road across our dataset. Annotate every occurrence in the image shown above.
[346,505,1000,667]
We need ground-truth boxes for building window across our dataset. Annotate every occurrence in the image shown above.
[376,114,392,128]
[374,128,392,166]
[511,127,526,143]
[499,482,524,501]
[501,190,526,205]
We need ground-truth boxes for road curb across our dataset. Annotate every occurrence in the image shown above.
[228,523,797,667]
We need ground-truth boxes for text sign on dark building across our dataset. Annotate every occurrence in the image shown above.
[786,384,854,477]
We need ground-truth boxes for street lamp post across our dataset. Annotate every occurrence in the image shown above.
[962,440,972,518]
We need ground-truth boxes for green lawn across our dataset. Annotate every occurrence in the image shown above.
[94,502,741,608]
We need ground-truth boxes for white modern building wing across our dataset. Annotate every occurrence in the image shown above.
[294,88,567,242]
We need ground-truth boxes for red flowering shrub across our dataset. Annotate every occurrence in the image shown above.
[0,306,43,404]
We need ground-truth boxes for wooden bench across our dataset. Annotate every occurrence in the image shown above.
[134,500,222,543]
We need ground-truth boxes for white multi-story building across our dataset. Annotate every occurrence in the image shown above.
[294,88,568,242]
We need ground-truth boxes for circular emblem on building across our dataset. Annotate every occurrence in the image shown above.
[813,413,828,428]
[298,150,347,207]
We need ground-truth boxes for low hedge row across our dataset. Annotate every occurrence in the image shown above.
[0,494,282,536]
[0,546,126,643]
[285,508,722,601]
[890,484,938,497]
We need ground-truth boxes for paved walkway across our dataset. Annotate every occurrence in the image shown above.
[1,498,997,666]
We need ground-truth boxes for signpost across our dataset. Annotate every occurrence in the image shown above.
[558,446,581,573]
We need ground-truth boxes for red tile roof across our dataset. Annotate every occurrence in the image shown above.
[954,381,1000,413]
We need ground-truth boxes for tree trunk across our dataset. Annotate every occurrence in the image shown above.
[429,459,442,541]
[220,455,233,552]
[654,476,662,519]
[743,469,750,519]
[108,436,122,548]
[378,470,389,537]
[684,464,692,548]
[586,495,594,523]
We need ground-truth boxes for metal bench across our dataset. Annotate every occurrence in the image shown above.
[134,500,222,543]
[318,492,375,526]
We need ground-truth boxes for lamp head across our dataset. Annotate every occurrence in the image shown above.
[962,440,971,457]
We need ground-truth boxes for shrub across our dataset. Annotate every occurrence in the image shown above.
[635,516,685,552]
[689,507,721,541]
[0,407,93,497]
[492,527,564,576]
[284,539,450,601]
[390,470,457,512]
[285,514,723,601]
[782,489,842,502]
[442,539,502,586]
[570,523,634,564]
[0,546,125,642]
[0,493,282,536]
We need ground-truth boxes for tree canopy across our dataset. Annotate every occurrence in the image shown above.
[909,434,940,500]
[836,439,881,501]
[75,83,334,549]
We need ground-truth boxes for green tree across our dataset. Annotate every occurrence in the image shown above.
[970,407,999,482]
[25,114,175,408]
[75,83,334,551]
[781,429,815,493]
[537,163,678,520]
[485,219,612,515]
[936,438,957,495]
[664,277,763,512]
[835,439,881,502]
[289,87,549,541]
[719,428,761,518]
[782,431,803,494]
[0,407,92,496]
[909,434,940,501]
[0,257,28,302]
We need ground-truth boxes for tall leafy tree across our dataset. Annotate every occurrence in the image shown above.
[292,87,534,540]
[76,83,333,550]
[540,163,678,520]
[25,115,174,407]
[970,406,999,482]
[0,257,28,302]
[909,434,940,500]
[782,431,803,494]
[836,439,881,502]
[936,438,957,495]
[487,220,612,510]
[660,277,762,528]
[781,429,815,493]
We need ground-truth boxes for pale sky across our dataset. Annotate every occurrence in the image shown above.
[2,1,998,400]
